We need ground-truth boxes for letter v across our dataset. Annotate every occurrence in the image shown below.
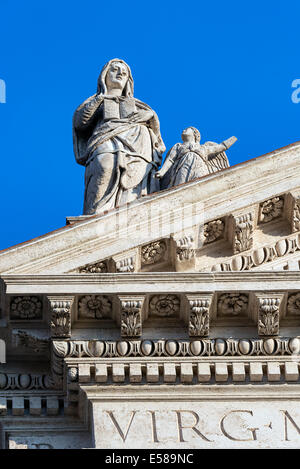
[105,411,137,442]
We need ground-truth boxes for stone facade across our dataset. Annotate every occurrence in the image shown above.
[1,141,300,448]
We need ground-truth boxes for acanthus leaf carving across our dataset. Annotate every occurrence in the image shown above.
[175,235,195,261]
[231,212,254,254]
[48,296,74,338]
[187,294,213,337]
[119,296,144,338]
[257,297,281,336]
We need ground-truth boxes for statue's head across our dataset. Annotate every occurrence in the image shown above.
[97,59,134,97]
[182,127,201,143]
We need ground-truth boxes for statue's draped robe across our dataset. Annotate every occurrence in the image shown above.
[161,141,229,189]
[73,94,165,214]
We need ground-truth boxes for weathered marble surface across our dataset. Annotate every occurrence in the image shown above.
[73,59,165,215]
[88,388,300,448]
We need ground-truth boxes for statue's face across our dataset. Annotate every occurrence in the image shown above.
[182,128,195,143]
[105,61,129,92]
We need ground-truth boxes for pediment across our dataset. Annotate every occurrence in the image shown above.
[1,141,300,275]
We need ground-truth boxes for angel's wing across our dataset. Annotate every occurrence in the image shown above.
[203,141,230,174]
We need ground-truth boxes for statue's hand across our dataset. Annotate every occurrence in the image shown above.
[129,109,153,123]
[155,170,164,179]
[223,136,237,149]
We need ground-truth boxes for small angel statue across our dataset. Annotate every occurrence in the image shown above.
[155,126,237,188]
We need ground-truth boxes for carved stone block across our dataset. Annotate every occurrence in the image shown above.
[10,296,43,320]
[48,296,74,338]
[112,364,125,383]
[95,364,108,383]
[249,363,263,381]
[258,196,284,224]
[217,293,248,317]
[267,362,281,381]
[172,233,196,272]
[203,219,225,244]
[228,211,254,254]
[113,249,138,272]
[141,240,167,266]
[78,260,108,273]
[119,295,145,338]
[78,295,112,319]
[180,363,193,383]
[215,363,228,382]
[197,363,211,382]
[187,293,213,337]
[253,294,284,336]
[232,363,246,382]
[163,363,176,383]
[284,362,299,381]
[146,363,159,382]
[129,364,142,383]
[149,294,180,318]
[286,192,300,233]
[287,292,300,316]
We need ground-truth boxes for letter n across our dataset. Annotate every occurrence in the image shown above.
[281,410,300,441]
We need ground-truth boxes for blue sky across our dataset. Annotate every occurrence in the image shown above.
[0,0,299,250]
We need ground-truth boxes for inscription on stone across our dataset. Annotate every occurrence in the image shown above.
[91,401,300,448]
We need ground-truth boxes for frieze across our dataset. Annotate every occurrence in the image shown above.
[212,232,300,271]
[52,337,300,359]
[0,372,53,390]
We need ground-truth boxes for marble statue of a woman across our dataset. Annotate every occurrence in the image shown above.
[73,59,165,215]
[156,127,236,189]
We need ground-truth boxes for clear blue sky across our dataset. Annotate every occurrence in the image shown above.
[0,0,299,250]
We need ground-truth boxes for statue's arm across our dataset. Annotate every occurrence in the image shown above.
[155,144,179,179]
[73,94,104,130]
[206,136,237,158]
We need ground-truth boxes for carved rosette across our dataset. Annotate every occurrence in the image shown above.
[287,293,300,316]
[232,213,254,254]
[141,241,166,265]
[78,295,112,319]
[10,296,42,320]
[149,294,180,318]
[257,298,281,336]
[203,219,224,244]
[218,293,248,316]
[187,294,213,337]
[48,296,74,338]
[259,196,284,223]
[119,296,145,338]
[78,261,108,273]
